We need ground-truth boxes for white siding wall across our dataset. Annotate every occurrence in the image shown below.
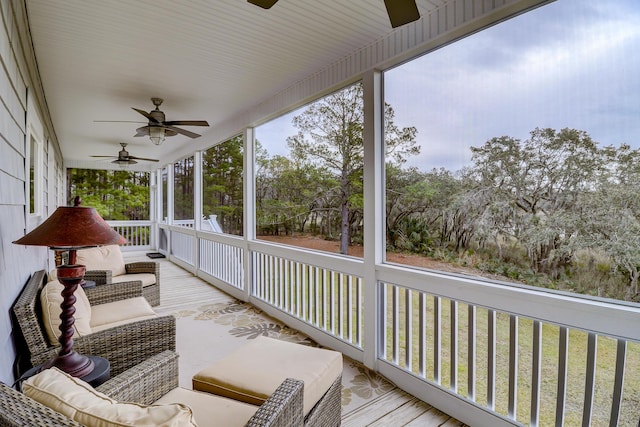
[0,1,62,384]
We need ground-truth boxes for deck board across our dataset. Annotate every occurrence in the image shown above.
[124,251,465,426]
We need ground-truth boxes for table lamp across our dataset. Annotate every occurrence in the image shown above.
[13,197,126,377]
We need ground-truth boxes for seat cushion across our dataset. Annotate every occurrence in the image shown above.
[23,367,197,427]
[90,296,157,331]
[76,245,127,277]
[111,273,156,287]
[41,280,93,346]
[192,336,342,416]
[156,387,259,427]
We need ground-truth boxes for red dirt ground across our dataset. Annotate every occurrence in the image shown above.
[259,234,510,282]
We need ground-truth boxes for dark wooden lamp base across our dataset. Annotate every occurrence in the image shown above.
[50,262,95,378]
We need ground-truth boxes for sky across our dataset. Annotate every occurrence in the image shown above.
[257,0,640,172]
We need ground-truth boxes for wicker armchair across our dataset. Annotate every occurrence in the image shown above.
[1,351,304,427]
[12,270,175,377]
[84,260,160,306]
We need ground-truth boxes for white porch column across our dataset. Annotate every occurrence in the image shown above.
[362,69,384,370]
[193,150,202,274]
[243,126,255,300]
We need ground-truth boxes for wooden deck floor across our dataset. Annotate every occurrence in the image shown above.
[125,251,465,427]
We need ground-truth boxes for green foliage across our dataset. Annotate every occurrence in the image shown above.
[383,127,640,301]
[174,156,195,220]
[67,168,150,220]
[202,136,244,235]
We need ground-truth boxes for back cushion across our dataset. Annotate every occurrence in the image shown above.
[41,280,92,346]
[23,367,198,427]
[76,245,126,277]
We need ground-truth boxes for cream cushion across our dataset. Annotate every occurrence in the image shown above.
[156,387,259,427]
[41,280,93,346]
[23,367,197,427]
[192,336,342,416]
[111,273,156,287]
[90,297,157,332]
[76,245,127,277]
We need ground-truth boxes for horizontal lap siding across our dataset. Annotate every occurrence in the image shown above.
[0,1,53,385]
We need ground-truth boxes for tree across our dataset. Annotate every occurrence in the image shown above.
[202,136,244,235]
[468,128,602,275]
[287,82,418,254]
[67,168,150,220]
[174,156,194,221]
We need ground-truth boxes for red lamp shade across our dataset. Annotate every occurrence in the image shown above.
[13,206,126,249]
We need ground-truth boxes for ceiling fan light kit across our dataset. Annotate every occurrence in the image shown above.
[149,126,165,145]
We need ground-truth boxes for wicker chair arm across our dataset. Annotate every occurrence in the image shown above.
[30,315,176,377]
[125,261,159,275]
[84,280,143,305]
[246,378,304,427]
[83,270,111,285]
[97,350,179,405]
[0,382,83,427]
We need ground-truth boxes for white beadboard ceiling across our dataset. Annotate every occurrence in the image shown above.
[24,0,543,170]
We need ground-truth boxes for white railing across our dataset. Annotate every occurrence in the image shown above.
[377,276,640,427]
[199,238,244,290]
[173,219,195,228]
[106,220,151,250]
[252,247,363,349]
[170,228,195,265]
[165,232,640,426]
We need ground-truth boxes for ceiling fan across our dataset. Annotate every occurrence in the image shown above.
[131,98,210,145]
[90,143,159,165]
[248,0,420,28]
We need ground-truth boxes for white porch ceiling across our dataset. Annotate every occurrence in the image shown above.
[24,0,539,170]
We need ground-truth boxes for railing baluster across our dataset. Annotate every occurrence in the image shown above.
[487,309,496,410]
[392,285,399,365]
[338,274,344,339]
[356,277,362,346]
[508,314,518,419]
[530,320,542,427]
[434,295,441,384]
[347,275,353,342]
[329,272,335,335]
[297,262,302,318]
[268,255,273,303]
[450,300,458,392]
[468,304,476,401]
[610,339,626,427]
[406,288,412,371]
[322,269,328,330]
[419,292,427,377]
[314,266,320,326]
[582,333,597,427]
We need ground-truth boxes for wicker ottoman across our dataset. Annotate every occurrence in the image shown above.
[192,336,343,427]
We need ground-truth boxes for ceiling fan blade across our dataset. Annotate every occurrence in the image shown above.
[131,107,159,123]
[129,155,159,162]
[164,120,210,127]
[94,120,146,123]
[384,0,420,28]
[248,0,279,9]
[90,155,117,159]
[163,125,201,139]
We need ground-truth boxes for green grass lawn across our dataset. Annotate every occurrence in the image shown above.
[382,288,640,426]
